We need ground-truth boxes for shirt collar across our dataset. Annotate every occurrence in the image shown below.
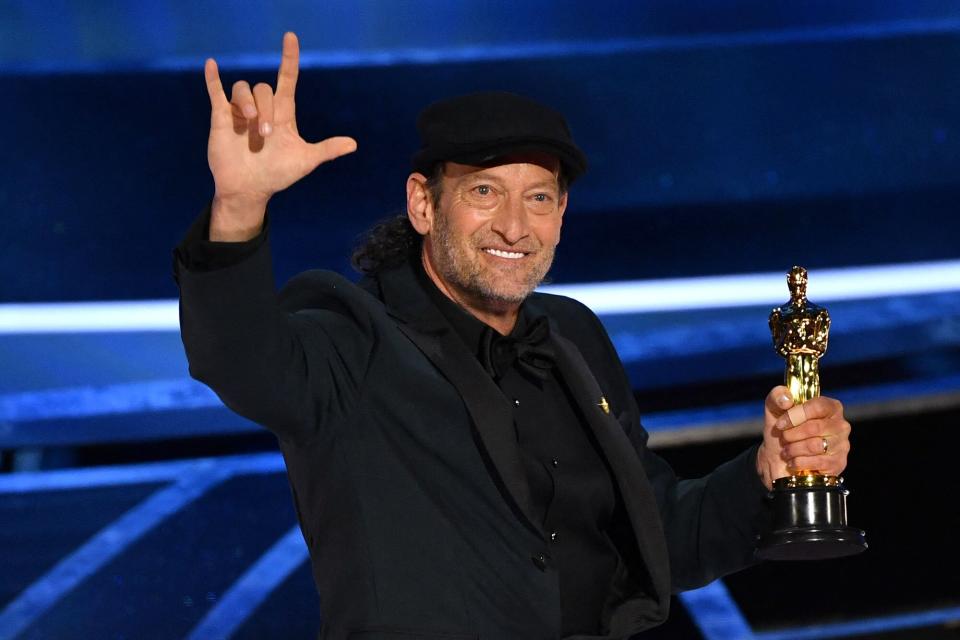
[413,257,529,359]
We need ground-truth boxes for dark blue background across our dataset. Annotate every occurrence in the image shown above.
[2,3,959,639]
[2,1,959,301]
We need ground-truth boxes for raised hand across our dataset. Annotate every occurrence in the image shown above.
[204,32,357,241]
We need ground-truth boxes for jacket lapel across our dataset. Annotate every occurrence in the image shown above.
[548,330,671,610]
[373,263,543,537]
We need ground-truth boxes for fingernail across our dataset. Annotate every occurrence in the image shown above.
[260,122,272,136]
[778,394,792,408]
[775,417,788,430]
[242,105,257,118]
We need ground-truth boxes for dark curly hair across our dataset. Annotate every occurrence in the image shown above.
[351,168,443,274]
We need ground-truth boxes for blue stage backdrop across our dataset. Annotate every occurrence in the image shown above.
[2,1,960,302]
[1,3,960,639]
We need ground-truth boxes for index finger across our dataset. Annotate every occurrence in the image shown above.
[773,395,843,431]
[276,32,300,100]
[796,396,843,421]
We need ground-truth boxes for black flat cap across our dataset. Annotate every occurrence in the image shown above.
[411,91,587,183]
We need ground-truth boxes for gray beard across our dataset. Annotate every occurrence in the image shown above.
[430,212,554,306]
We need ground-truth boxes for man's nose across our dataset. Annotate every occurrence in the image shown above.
[490,196,530,244]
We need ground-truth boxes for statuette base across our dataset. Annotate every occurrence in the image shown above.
[756,478,867,561]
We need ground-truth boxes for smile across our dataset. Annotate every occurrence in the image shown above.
[483,248,527,260]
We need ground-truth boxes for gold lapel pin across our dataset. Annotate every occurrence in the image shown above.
[598,396,611,414]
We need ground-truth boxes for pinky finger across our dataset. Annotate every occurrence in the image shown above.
[204,59,231,122]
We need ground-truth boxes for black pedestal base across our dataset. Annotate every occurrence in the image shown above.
[757,526,867,561]
[755,477,867,561]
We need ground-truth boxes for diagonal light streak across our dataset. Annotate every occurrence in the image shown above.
[0,462,233,640]
[184,525,310,640]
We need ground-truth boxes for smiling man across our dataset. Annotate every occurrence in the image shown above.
[411,155,566,335]
[174,33,854,639]
[419,157,561,304]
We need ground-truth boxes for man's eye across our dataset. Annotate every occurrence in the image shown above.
[475,185,491,196]
[533,194,548,202]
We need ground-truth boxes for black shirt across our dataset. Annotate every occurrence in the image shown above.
[414,262,625,635]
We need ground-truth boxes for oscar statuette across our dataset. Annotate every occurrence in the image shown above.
[756,266,868,560]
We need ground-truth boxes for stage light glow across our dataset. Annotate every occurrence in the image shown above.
[185,526,308,640]
[6,16,960,75]
[0,300,180,334]
[0,467,232,640]
[680,580,755,640]
[2,260,959,333]
[0,452,284,494]
[754,606,960,640]
[540,259,960,314]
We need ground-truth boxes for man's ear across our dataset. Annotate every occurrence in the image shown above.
[406,172,433,236]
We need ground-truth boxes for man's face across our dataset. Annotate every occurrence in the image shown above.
[423,154,567,309]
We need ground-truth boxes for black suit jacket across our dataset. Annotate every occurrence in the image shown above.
[176,232,770,640]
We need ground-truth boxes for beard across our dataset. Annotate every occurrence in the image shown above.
[429,209,555,306]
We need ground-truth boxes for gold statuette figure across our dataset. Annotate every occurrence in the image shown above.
[769,267,833,484]
[770,266,829,405]
[755,266,867,560]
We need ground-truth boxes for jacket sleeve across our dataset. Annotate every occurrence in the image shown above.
[173,207,375,444]
[578,301,773,592]
[640,436,773,592]
[173,204,267,272]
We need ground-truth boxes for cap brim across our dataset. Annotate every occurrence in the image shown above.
[412,138,587,183]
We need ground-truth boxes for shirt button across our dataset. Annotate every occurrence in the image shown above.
[513,398,520,407]
[531,553,550,571]
[550,531,558,543]
[551,457,559,468]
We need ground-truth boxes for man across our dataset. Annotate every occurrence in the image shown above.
[175,33,852,639]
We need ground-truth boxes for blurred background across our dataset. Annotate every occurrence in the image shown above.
[1,1,959,638]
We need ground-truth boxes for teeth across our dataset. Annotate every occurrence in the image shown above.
[484,248,525,259]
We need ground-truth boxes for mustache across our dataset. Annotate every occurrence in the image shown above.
[471,234,541,253]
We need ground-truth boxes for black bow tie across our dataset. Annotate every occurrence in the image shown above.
[480,315,555,381]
